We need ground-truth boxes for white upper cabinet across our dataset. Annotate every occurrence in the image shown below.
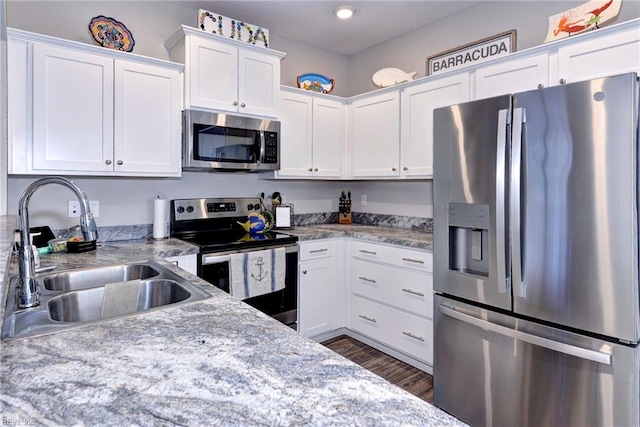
[165,26,285,118]
[400,73,470,178]
[277,88,345,178]
[7,28,183,177]
[474,53,549,99]
[350,90,400,178]
[554,25,640,84]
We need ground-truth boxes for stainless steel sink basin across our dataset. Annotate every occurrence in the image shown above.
[2,260,211,340]
[48,280,191,322]
[43,264,160,291]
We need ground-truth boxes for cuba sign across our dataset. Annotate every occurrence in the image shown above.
[426,30,517,76]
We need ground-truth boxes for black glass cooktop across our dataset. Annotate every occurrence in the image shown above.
[174,229,298,253]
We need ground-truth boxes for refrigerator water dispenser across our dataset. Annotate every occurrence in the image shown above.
[448,203,489,277]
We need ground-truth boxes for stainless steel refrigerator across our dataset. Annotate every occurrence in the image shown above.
[433,72,640,427]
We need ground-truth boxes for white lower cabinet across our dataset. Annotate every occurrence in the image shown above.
[164,254,197,276]
[298,239,343,338]
[348,240,434,366]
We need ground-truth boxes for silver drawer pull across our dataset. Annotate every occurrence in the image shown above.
[401,288,425,297]
[359,249,377,255]
[358,276,377,284]
[402,257,425,264]
[359,314,377,323]
[309,248,328,253]
[402,331,425,342]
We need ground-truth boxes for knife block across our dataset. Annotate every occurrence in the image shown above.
[339,212,352,224]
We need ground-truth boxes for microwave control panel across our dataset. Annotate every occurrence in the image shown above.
[263,132,278,164]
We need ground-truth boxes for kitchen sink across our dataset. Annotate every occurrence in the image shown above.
[2,260,211,340]
[43,264,160,291]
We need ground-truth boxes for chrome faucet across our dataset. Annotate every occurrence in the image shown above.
[17,177,98,308]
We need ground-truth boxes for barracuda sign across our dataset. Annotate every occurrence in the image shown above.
[426,30,516,76]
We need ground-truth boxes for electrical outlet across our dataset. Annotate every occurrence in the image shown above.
[361,194,367,206]
[68,201,100,217]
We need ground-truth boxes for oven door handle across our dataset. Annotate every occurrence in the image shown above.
[201,244,299,266]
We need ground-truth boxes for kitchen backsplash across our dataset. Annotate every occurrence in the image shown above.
[54,213,433,242]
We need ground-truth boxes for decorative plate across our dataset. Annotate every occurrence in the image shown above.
[297,73,335,94]
[372,68,417,88]
[88,15,135,52]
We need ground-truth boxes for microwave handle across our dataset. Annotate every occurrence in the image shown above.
[258,131,266,164]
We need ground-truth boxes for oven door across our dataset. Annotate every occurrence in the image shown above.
[199,244,298,327]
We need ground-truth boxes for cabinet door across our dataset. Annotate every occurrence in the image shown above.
[401,74,470,178]
[164,254,197,276]
[278,90,313,177]
[32,43,113,172]
[474,53,549,99]
[188,37,238,112]
[351,91,400,177]
[299,258,336,337]
[7,37,28,174]
[114,60,181,176]
[556,28,640,84]
[312,97,344,178]
[238,49,280,117]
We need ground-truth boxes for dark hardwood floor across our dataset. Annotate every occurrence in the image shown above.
[321,335,434,403]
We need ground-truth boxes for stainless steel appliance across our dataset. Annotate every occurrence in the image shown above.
[433,72,640,426]
[183,110,280,172]
[170,197,298,327]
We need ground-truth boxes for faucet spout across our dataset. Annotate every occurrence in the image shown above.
[17,176,98,308]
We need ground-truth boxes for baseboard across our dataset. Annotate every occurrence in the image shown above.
[312,327,433,375]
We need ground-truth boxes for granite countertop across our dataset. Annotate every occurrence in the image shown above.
[0,217,461,426]
[285,224,433,252]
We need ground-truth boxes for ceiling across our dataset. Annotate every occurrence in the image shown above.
[177,1,480,55]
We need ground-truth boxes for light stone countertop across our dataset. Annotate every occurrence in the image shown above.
[0,217,460,426]
[284,224,433,252]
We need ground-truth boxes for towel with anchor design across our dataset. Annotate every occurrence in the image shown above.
[230,248,286,300]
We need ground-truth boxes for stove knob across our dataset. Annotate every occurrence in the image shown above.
[247,204,254,211]
[176,206,185,214]
[186,206,194,213]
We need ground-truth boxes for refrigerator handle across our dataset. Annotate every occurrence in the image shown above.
[438,304,612,365]
[496,109,510,294]
[511,108,526,298]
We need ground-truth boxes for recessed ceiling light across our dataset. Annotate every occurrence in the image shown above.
[334,6,356,20]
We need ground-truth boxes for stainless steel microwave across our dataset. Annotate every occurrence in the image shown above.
[183,110,280,172]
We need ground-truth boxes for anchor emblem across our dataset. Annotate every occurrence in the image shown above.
[251,256,268,282]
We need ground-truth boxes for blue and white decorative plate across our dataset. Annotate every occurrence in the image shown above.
[297,73,335,94]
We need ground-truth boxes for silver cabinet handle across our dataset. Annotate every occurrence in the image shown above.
[309,248,328,253]
[105,159,112,165]
[392,167,397,171]
[233,101,238,106]
[401,288,425,297]
[358,314,377,323]
[403,166,408,171]
[308,168,313,172]
[241,103,246,107]
[559,78,566,84]
[359,249,377,255]
[439,304,612,365]
[302,270,307,274]
[358,276,377,284]
[401,257,424,264]
[314,168,318,172]
[402,331,425,342]
[537,83,544,89]
[117,160,123,165]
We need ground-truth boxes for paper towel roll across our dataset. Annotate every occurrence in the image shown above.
[153,198,169,239]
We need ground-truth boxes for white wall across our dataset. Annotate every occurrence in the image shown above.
[347,0,640,96]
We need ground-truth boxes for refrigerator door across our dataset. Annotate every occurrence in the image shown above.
[433,95,512,310]
[434,295,639,427]
[512,73,639,342]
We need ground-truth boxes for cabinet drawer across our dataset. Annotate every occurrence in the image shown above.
[350,295,433,364]
[351,259,433,318]
[351,240,432,272]
[299,239,338,261]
